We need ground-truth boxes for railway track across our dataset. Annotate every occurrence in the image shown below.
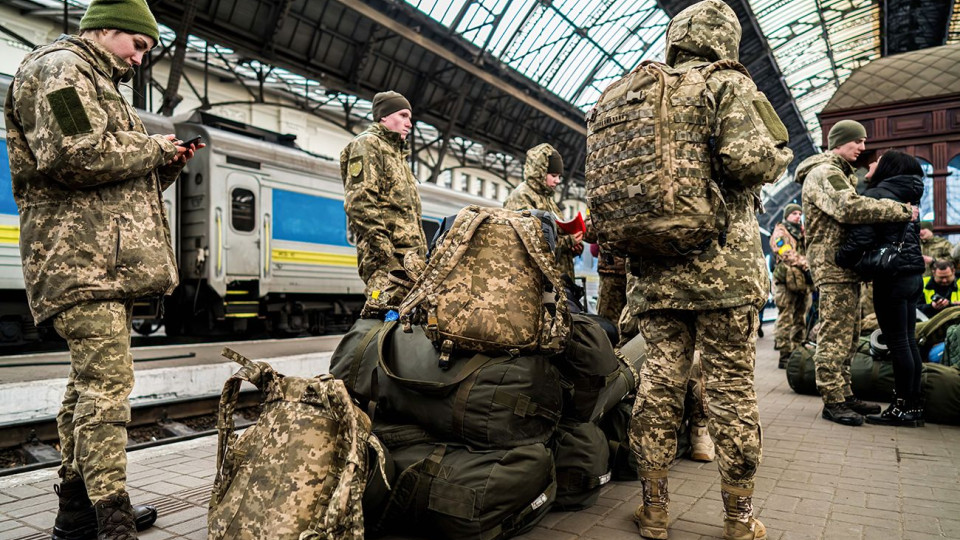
[0,391,263,476]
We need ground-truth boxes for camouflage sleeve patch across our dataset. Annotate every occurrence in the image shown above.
[349,156,363,178]
[827,174,850,192]
[46,87,93,136]
[752,99,788,143]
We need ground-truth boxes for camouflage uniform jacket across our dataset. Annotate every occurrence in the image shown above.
[627,57,793,313]
[922,235,955,274]
[504,143,578,278]
[770,221,806,267]
[797,153,912,287]
[4,35,181,324]
[340,123,427,285]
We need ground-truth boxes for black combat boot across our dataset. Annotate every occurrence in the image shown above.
[906,397,925,427]
[821,401,863,426]
[777,350,790,369]
[94,492,137,540]
[845,395,881,415]
[52,480,157,540]
[866,398,922,427]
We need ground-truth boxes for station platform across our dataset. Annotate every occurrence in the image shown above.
[2,326,959,540]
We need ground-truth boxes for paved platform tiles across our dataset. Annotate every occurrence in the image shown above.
[2,325,959,540]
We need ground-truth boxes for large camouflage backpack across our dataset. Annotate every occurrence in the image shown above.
[373,442,556,539]
[586,59,750,257]
[207,348,387,540]
[398,205,570,366]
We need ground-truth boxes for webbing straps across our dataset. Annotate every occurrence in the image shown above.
[215,348,270,469]
[348,321,383,391]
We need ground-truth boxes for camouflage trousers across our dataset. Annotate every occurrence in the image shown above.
[630,306,762,489]
[773,282,809,353]
[813,283,860,404]
[596,273,627,326]
[53,300,134,503]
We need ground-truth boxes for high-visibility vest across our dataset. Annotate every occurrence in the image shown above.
[922,276,960,304]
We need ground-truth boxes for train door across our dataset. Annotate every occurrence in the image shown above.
[223,172,261,277]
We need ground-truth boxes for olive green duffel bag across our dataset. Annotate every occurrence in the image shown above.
[556,314,623,422]
[787,341,895,401]
[329,318,384,402]
[921,363,960,425]
[590,332,645,423]
[785,345,817,396]
[373,443,556,540]
[550,421,611,510]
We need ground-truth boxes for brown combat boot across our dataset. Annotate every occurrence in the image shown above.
[94,492,137,540]
[634,469,669,539]
[721,484,766,540]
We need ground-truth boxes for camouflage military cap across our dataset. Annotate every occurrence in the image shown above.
[666,0,741,65]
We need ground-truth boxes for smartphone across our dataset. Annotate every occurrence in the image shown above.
[177,135,202,148]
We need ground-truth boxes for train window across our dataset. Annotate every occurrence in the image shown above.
[231,188,256,232]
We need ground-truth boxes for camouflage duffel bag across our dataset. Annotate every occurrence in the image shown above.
[372,443,556,540]
[556,313,623,422]
[375,321,564,449]
[398,205,571,366]
[590,332,645,423]
[208,348,388,540]
[785,345,817,396]
[921,363,960,425]
[550,421,611,511]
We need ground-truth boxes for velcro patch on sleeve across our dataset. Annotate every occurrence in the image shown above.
[752,99,789,143]
[349,156,363,178]
[827,174,851,191]
[46,87,93,136]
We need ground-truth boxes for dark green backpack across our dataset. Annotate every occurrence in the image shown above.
[550,421,611,511]
[374,443,556,540]
[556,314,623,422]
[921,363,960,425]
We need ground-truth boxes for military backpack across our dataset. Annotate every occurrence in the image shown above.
[207,348,387,540]
[398,205,570,366]
[586,59,750,257]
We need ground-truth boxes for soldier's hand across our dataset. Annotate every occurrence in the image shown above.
[571,242,584,255]
[164,134,206,165]
[906,203,919,221]
[572,231,584,243]
[923,255,934,265]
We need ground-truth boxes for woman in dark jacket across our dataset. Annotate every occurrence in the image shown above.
[836,150,925,427]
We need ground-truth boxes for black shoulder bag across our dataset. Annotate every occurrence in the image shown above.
[853,223,910,280]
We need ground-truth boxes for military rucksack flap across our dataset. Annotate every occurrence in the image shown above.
[398,205,570,360]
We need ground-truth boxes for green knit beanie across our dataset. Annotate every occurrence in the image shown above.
[372,91,412,121]
[827,119,867,150]
[80,0,160,45]
[547,149,564,176]
[783,203,802,220]
[920,221,934,232]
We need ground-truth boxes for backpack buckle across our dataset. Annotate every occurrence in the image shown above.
[438,340,453,370]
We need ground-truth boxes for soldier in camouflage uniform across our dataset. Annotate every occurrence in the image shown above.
[797,119,916,427]
[770,203,810,368]
[504,144,583,281]
[340,91,427,319]
[584,217,627,324]
[4,0,197,536]
[622,2,793,538]
[919,221,955,276]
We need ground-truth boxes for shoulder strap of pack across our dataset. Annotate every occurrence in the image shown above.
[506,213,571,350]
[214,348,273,470]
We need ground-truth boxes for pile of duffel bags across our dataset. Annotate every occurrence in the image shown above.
[785,305,960,424]
[326,205,650,540]
[329,314,646,539]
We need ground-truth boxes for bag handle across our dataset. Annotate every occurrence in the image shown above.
[214,348,272,469]
[376,320,507,395]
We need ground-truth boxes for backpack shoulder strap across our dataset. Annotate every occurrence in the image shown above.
[214,348,275,470]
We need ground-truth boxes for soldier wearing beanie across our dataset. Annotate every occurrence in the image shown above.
[504,144,583,282]
[340,91,427,318]
[769,202,810,368]
[4,0,199,536]
[918,220,955,276]
[796,119,917,427]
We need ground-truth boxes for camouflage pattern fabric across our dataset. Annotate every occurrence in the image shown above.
[774,283,809,354]
[922,235,955,276]
[504,143,578,279]
[53,300,134,503]
[597,272,627,327]
[209,349,387,540]
[813,283,860,404]
[5,35,180,323]
[340,122,427,317]
[796,152,911,288]
[398,206,570,357]
[629,306,761,489]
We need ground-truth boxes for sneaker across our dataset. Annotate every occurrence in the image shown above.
[845,396,881,415]
[822,402,864,426]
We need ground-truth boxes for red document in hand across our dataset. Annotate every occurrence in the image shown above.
[556,212,585,235]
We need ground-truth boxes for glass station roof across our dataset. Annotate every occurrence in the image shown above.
[402,0,960,146]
